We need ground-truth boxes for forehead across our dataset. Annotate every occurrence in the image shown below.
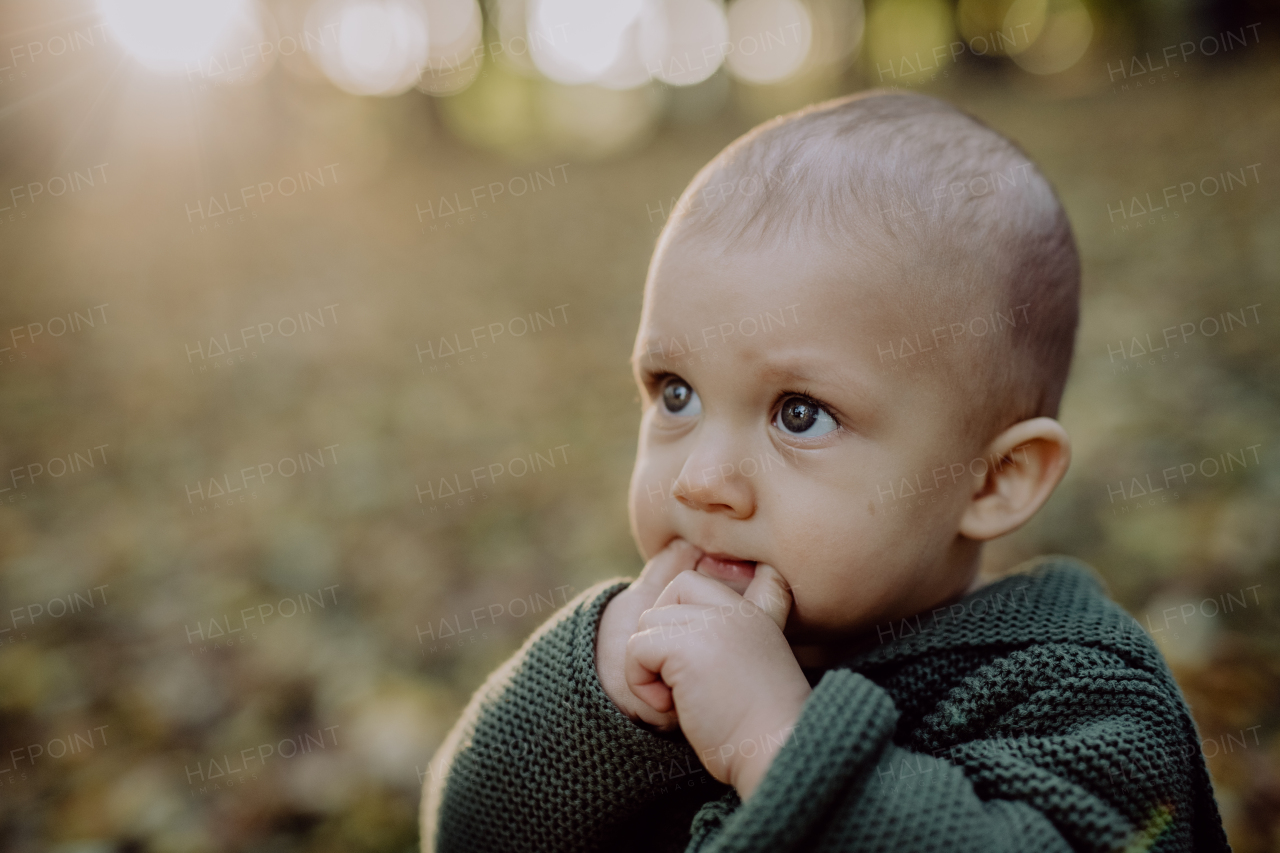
[635,235,904,363]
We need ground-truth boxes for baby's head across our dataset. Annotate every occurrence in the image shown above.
[627,91,1080,645]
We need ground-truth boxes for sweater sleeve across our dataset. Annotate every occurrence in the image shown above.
[685,654,1218,853]
[421,579,730,853]
[685,670,1075,853]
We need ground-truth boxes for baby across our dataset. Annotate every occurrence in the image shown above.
[421,91,1229,852]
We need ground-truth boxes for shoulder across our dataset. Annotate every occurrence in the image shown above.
[959,555,1187,706]
[848,555,1194,734]
[855,555,1163,671]
[999,555,1175,678]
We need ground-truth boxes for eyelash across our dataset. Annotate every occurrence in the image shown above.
[642,369,672,396]
[646,371,844,432]
[777,386,845,436]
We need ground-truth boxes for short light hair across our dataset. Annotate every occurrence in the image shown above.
[659,90,1080,442]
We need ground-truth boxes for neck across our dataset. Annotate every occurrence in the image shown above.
[790,547,988,671]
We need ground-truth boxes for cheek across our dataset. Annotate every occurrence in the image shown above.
[766,480,921,632]
[627,436,678,560]
[763,486,852,579]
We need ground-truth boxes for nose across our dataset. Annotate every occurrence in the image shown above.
[671,447,756,519]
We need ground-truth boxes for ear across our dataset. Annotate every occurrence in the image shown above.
[958,417,1071,541]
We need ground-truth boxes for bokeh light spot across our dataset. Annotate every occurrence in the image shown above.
[956,0,1027,56]
[639,0,729,87]
[308,0,431,96]
[423,0,483,67]
[529,0,644,85]
[805,0,865,70]
[865,0,955,83]
[98,0,251,74]
[1010,0,1092,74]
[725,0,813,85]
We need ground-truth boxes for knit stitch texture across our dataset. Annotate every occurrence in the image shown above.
[421,556,1229,852]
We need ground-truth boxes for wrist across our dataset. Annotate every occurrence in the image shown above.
[729,689,810,801]
[595,595,632,714]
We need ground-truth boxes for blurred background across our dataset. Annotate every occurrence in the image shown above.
[0,0,1277,849]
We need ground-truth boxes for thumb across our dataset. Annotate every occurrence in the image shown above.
[743,563,792,630]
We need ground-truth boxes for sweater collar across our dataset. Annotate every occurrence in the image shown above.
[836,555,1148,670]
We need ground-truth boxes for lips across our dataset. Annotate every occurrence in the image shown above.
[694,552,758,585]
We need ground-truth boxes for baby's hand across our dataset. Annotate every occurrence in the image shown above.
[596,538,703,730]
[625,566,812,799]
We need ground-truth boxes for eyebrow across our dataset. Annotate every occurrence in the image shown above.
[756,356,872,400]
[632,339,844,370]
[632,338,698,368]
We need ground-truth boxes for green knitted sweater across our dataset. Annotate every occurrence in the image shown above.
[421,557,1229,852]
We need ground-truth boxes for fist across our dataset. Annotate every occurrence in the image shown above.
[595,538,702,730]
[624,565,812,798]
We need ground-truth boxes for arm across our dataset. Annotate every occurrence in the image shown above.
[421,579,727,853]
[686,670,1076,853]
[686,652,1226,853]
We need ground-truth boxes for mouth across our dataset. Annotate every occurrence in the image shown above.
[694,552,758,586]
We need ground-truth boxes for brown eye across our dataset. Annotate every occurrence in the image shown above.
[661,377,700,415]
[775,395,837,437]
